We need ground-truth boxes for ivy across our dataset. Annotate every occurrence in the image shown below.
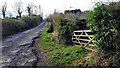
[87,2,120,53]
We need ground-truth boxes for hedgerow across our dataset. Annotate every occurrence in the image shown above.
[87,2,120,66]
[87,2,120,52]
[2,16,42,38]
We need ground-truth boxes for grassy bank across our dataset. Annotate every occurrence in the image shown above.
[40,28,90,66]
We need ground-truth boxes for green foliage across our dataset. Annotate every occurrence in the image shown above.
[40,28,90,66]
[87,2,120,66]
[53,15,63,31]
[47,22,53,33]
[87,59,93,64]
[3,18,25,31]
[2,16,42,38]
[46,13,81,44]
[49,46,89,66]
[21,16,42,29]
[87,2,120,52]
[58,21,78,44]
[53,16,78,44]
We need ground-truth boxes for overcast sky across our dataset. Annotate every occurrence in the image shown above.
[0,0,119,18]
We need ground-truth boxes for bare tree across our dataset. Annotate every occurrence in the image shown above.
[34,5,38,15]
[87,0,109,10]
[88,0,118,9]
[39,5,41,16]
[26,2,34,16]
[13,0,23,18]
[39,6,43,18]
[26,3,39,16]
[88,0,99,9]
[1,2,7,18]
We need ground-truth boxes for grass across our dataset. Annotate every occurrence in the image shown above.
[40,28,91,66]
[87,59,93,64]
[28,22,46,35]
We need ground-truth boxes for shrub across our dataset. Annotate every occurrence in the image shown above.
[58,21,78,44]
[21,16,42,29]
[87,2,120,66]
[52,14,78,44]
[2,18,25,38]
[2,16,43,38]
[87,2,120,52]
[47,22,54,33]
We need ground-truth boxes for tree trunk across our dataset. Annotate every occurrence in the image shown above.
[28,11,30,16]
[19,13,22,18]
[3,12,5,18]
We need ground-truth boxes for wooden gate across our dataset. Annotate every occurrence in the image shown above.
[72,30,96,48]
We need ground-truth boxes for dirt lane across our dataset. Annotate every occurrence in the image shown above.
[1,22,48,67]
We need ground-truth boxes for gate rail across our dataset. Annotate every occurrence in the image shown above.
[72,30,96,47]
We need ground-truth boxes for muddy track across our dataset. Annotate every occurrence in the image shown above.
[33,35,52,67]
[1,22,48,67]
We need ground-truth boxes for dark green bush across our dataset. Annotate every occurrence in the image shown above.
[2,18,25,38]
[47,22,54,33]
[2,16,43,38]
[48,13,79,44]
[87,2,120,52]
[21,16,42,29]
[87,2,120,66]
[58,18,78,44]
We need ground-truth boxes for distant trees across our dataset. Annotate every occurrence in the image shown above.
[13,0,23,18]
[1,2,7,18]
[39,5,43,17]
[26,3,42,16]
[34,5,38,15]
[64,9,81,14]
[0,1,42,19]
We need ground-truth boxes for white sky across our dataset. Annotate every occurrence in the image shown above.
[0,0,119,18]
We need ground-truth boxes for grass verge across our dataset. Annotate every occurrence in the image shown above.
[39,28,91,66]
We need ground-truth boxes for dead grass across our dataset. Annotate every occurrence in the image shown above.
[76,48,115,66]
